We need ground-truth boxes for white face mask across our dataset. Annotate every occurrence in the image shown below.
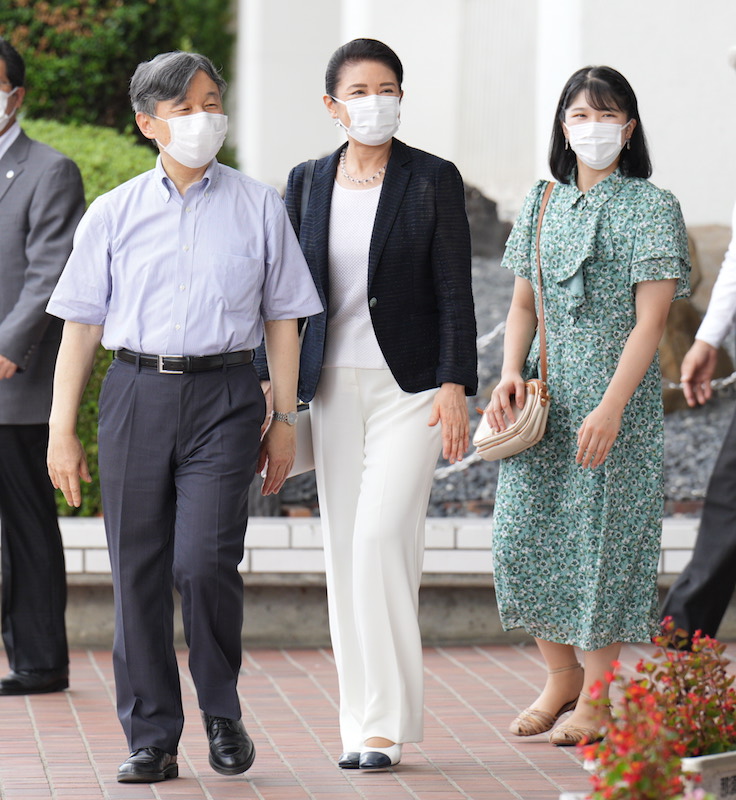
[0,87,18,130]
[154,111,228,168]
[332,94,400,146]
[566,120,631,170]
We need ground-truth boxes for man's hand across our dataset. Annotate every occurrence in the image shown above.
[47,430,92,508]
[0,354,18,380]
[257,419,296,495]
[681,339,718,407]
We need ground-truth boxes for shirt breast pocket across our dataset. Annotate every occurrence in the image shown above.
[208,253,265,316]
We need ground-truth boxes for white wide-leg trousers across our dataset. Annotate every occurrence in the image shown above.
[310,367,442,750]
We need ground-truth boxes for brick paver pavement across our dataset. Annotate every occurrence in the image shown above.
[2,641,729,800]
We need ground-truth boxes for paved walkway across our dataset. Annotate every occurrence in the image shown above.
[2,641,732,800]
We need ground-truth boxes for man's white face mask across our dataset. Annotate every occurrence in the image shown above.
[0,86,18,130]
[154,111,228,168]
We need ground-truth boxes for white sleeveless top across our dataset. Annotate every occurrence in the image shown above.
[323,181,388,369]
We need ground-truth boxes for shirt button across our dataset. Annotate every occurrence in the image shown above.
[183,244,190,252]
[369,297,378,308]
[175,324,181,331]
[186,207,192,213]
[179,284,186,291]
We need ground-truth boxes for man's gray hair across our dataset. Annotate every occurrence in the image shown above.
[129,51,227,115]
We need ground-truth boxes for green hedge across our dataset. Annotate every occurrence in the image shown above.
[23,118,157,516]
[0,0,234,131]
[23,118,157,200]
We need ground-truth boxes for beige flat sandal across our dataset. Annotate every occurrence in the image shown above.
[509,662,582,737]
[549,691,610,747]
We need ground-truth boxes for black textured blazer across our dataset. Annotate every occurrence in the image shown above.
[261,139,477,403]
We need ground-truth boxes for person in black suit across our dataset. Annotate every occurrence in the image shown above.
[0,38,85,696]
[263,38,477,770]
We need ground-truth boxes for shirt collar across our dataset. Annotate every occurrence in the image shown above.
[556,167,625,211]
[154,154,220,202]
[0,120,21,162]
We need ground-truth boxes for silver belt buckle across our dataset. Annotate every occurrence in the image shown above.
[157,354,184,374]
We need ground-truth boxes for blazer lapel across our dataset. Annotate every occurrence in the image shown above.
[0,130,29,206]
[368,139,411,287]
[307,147,342,293]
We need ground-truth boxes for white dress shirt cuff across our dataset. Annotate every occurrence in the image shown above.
[695,202,736,349]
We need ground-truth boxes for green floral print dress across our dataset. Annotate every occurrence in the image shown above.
[492,169,690,651]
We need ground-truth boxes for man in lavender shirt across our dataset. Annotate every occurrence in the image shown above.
[46,51,322,784]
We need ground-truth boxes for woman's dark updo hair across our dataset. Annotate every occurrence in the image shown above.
[325,38,403,97]
[549,65,652,183]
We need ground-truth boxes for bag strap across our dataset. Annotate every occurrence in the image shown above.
[535,181,554,384]
[299,159,317,231]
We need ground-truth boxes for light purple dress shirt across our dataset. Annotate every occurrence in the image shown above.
[47,157,322,355]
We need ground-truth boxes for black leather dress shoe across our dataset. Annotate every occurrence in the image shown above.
[338,751,360,769]
[117,747,178,783]
[0,669,69,696]
[202,712,256,775]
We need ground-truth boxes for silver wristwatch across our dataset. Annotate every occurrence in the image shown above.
[271,410,298,426]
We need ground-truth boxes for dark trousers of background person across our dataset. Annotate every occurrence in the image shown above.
[97,358,264,754]
[661,405,736,637]
[0,425,69,672]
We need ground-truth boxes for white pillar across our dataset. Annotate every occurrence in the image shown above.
[535,0,583,179]
[235,0,341,189]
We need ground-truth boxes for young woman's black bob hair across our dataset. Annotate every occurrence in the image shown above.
[325,38,403,96]
[549,66,652,183]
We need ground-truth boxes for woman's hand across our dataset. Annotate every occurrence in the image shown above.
[485,372,527,432]
[428,382,469,464]
[576,402,622,468]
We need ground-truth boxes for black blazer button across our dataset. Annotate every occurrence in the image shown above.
[369,297,378,308]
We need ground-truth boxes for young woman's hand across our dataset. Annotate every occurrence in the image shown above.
[485,373,527,432]
[576,403,622,468]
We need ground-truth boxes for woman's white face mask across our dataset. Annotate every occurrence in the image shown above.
[566,120,632,171]
[331,94,400,146]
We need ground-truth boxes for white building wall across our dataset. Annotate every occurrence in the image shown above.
[235,0,340,191]
[235,0,736,225]
[577,0,736,226]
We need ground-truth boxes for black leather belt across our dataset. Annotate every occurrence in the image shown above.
[115,348,254,374]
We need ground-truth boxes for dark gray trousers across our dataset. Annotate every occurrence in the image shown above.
[0,424,68,671]
[661,403,736,637]
[98,358,264,753]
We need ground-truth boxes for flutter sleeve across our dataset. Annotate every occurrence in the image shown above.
[630,189,691,301]
[500,180,547,281]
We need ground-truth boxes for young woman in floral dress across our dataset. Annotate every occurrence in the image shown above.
[486,66,690,746]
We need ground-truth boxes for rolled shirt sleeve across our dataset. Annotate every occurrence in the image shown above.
[260,190,323,321]
[695,200,736,349]
[46,203,112,326]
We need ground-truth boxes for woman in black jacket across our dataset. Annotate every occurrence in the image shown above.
[282,38,476,770]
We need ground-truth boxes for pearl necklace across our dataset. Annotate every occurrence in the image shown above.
[339,149,387,185]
